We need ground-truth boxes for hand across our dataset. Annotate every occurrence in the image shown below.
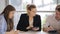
[46,26,54,32]
[26,26,33,29]
[15,30,20,34]
[32,27,39,31]
[26,26,31,29]
[5,30,15,34]
[5,30,19,34]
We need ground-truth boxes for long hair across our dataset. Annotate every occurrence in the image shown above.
[1,5,15,32]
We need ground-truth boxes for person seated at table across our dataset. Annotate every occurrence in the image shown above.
[43,5,60,34]
[17,4,41,31]
[0,5,16,34]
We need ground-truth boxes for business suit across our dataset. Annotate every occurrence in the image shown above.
[17,13,41,31]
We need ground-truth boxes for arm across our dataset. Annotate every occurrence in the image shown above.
[0,16,6,34]
[32,15,41,31]
[43,16,54,32]
[37,15,41,31]
[17,14,28,31]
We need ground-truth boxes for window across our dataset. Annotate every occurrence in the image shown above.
[33,0,57,11]
[9,0,57,11]
[9,0,32,11]
[8,0,57,29]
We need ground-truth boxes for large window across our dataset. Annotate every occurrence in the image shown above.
[33,0,57,11]
[9,0,32,11]
[8,0,58,29]
[9,0,57,11]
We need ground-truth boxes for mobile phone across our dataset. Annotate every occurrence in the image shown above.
[48,25,50,27]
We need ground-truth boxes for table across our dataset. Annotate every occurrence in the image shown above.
[18,31,48,34]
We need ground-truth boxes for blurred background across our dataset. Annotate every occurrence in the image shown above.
[0,0,60,30]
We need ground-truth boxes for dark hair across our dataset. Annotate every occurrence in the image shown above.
[56,5,60,11]
[27,4,36,11]
[1,5,15,32]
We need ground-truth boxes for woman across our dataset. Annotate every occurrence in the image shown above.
[0,5,16,34]
[17,4,41,31]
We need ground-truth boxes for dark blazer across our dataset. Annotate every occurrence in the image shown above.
[17,13,41,31]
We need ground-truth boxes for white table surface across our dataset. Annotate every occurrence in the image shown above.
[18,31,48,34]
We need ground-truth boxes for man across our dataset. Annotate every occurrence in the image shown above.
[43,5,60,34]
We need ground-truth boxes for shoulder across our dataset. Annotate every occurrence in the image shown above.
[0,14,4,19]
[35,14,41,17]
[20,13,28,18]
[46,14,55,19]
[21,13,27,16]
[0,14,5,24]
[45,14,55,22]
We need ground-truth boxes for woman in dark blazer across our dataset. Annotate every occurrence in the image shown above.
[17,4,41,31]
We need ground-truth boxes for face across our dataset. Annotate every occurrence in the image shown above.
[8,11,15,19]
[55,10,60,20]
[28,8,37,17]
